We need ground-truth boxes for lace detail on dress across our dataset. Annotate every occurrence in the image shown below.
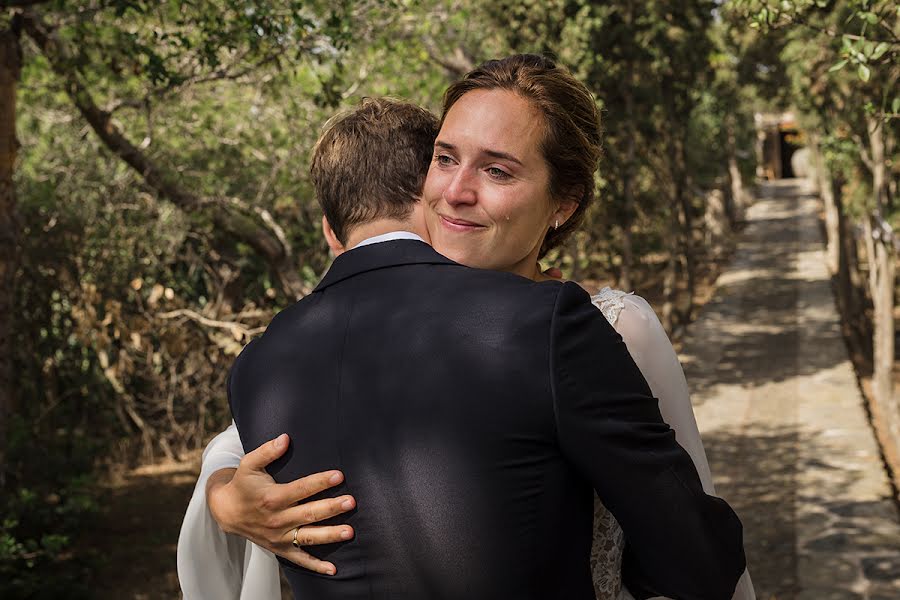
[590,494,626,599]
[590,287,634,327]
[589,287,631,599]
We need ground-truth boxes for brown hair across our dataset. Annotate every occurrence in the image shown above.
[310,97,440,244]
[441,54,602,257]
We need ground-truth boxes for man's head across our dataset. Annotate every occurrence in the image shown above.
[310,97,440,247]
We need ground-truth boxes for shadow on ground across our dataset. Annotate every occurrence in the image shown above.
[704,421,897,600]
[82,462,197,599]
[681,184,847,399]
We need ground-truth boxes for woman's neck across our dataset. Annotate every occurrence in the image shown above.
[506,252,545,282]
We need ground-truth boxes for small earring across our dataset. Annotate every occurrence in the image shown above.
[554,219,560,230]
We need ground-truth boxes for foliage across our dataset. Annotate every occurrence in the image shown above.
[0,415,98,598]
[4,0,765,466]
[727,0,898,216]
[3,0,769,588]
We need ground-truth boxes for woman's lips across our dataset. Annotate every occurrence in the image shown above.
[439,214,485,232]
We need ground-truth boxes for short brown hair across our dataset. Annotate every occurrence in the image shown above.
[310,97,440,244]
[442,55,602,258]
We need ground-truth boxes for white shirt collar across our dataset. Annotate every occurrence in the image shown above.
[351,231,426,250]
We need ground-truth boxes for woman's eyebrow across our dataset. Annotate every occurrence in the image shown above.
[483,149,523,166]
[435,141,523,166]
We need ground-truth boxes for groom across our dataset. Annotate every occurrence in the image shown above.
[228,97,746,599]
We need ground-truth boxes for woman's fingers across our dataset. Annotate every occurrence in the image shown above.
[241,433,290,471]
[282,494,356,528]
[278,525,355,575]
[283,546,338,576]
[278,468,345,504]
[284,524,355,548]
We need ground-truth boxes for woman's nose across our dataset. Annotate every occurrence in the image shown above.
[443,168,477,207]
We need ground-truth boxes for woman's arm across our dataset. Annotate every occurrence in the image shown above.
[613,295,756,600]
[177,425,357,599]
[613,296,714,493]
[178,423,281,599]
[207,432,356,572]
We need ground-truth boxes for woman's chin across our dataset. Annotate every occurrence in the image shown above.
[432,245,480,268]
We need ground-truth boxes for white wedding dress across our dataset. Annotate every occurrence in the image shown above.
[177,288,755,600]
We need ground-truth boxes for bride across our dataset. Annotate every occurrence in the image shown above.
[178,54,755,600]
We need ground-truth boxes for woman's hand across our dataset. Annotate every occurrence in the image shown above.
[206,433,355,575]
[536,264,563,281]
[542,266,563,279]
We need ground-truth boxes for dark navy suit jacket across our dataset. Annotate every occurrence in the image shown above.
[229,239,745,600]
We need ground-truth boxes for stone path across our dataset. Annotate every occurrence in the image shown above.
[680,180,900,599]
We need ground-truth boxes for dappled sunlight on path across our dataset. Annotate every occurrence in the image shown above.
[683,180,900,599]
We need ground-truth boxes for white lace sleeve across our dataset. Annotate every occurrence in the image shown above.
[599,291,756,600]
[177,422,281,599]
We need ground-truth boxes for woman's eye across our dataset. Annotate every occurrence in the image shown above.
[435,154,454,166]
[487,167,510,180]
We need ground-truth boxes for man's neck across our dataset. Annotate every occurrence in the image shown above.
[344,218,429,249]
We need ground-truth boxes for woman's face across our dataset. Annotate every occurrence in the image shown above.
[423,89,571,278]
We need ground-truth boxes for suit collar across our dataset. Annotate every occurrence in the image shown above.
[314,239,458,291]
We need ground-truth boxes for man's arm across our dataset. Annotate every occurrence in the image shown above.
[550,282,746,600]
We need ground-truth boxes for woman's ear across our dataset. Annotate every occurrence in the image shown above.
[322,215,346,257]
[552,195,580,229]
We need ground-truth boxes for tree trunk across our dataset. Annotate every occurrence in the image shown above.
[838,189,872,355]
[866,116,899,455]
[674,136,695,323]
[661,213,678,334]
[754,121,767,180]
[619,115,636,292]
[0,25,22,482]
[618,61,638,292]
[724,114,745,226]
[811,134,841,274]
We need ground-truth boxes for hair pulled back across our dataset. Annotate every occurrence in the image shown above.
[441,54,602,257]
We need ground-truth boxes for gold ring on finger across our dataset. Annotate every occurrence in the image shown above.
[292,526,303,548]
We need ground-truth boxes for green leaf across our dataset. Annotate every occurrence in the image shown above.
[829,59,848,72]
[871,42,889,60]
[858,63,871,82]
[892,97,900,115]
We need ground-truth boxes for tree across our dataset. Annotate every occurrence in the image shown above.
[0,17,22,481]
[0,0,370,471]
[729,0,900,467]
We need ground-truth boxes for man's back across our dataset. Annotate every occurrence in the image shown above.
[230,240,746,600]
[231,240,596,598]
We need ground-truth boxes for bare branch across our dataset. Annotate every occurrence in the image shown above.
[421,36,474,78]
[776,7,900,47]
[217,195,295,263]
[157,308,267,339]
[851,132,875,171]
[106,52,277,115]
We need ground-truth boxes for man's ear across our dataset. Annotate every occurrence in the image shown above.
[322,215,346,257]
